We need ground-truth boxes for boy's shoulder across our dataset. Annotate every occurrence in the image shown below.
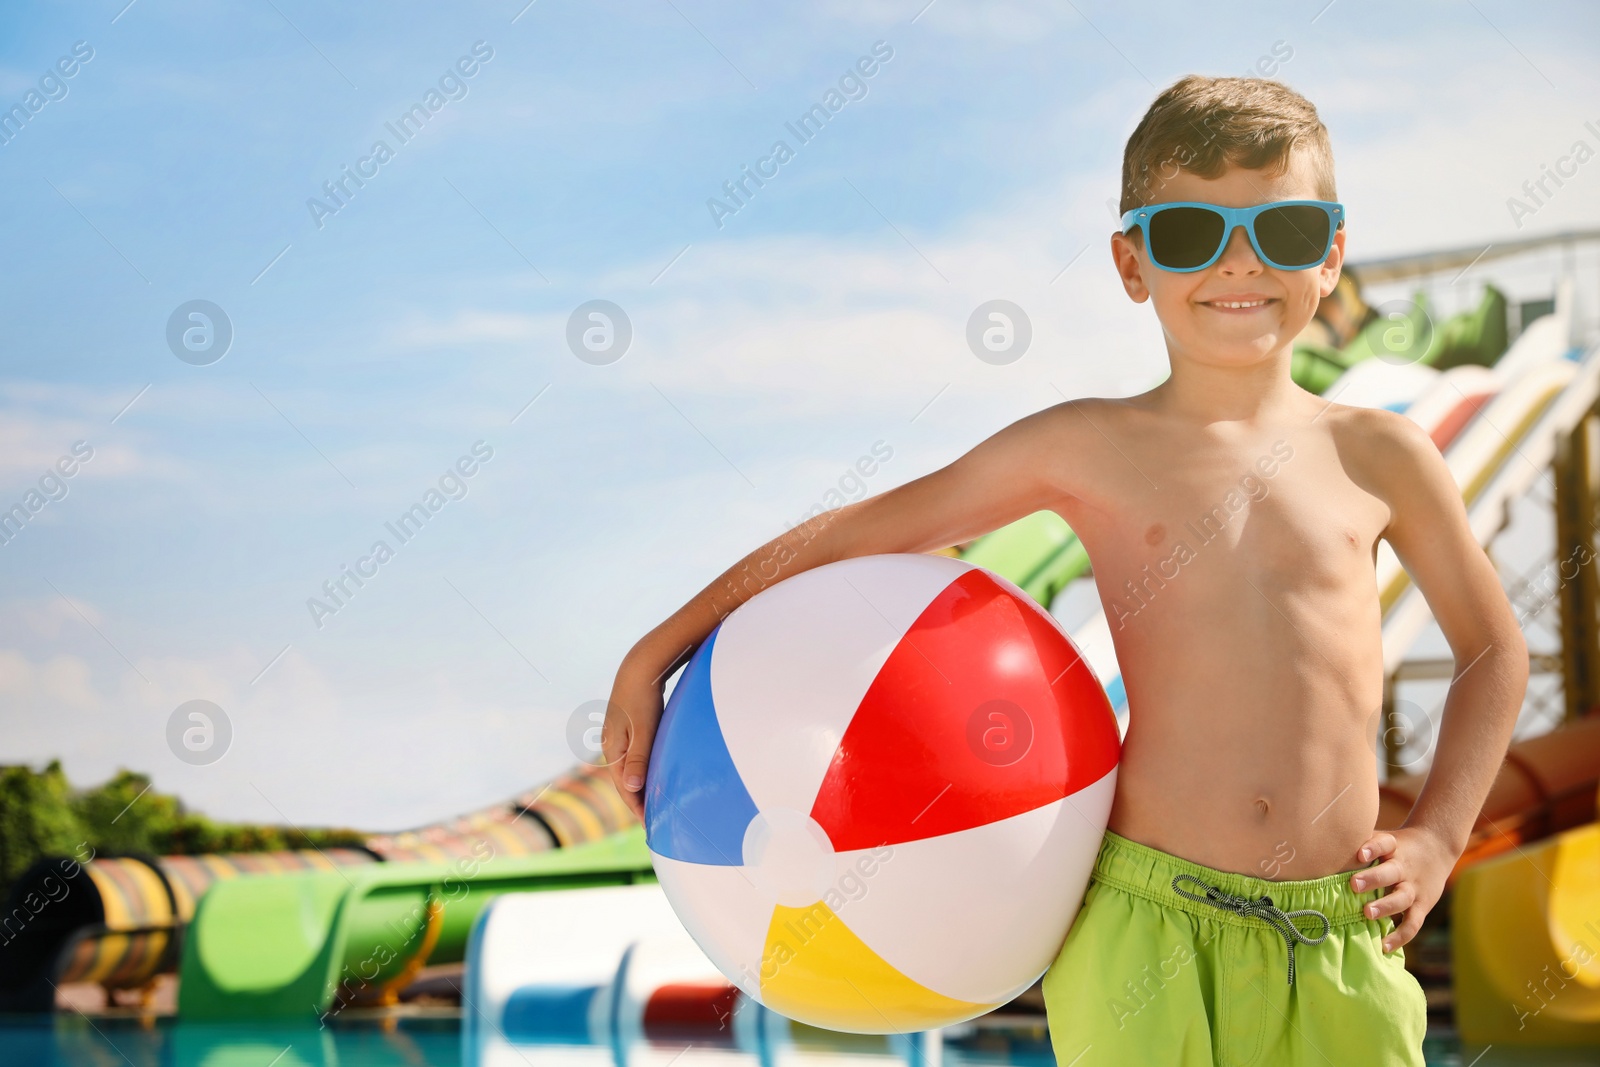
[1317,397,1439,467]
[995,394,1127,442]
[1033,393,1140,431]
[1314,398,1454,535]
[1019,395,1148,462]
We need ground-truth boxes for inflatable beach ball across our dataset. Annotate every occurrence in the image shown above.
[643,552,1121,1034]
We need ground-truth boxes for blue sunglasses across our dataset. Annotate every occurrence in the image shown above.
[1120,199,1345,272]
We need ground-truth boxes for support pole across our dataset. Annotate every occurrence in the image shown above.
[1553,404,1600,721]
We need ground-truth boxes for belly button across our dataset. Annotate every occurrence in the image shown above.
[1254,798,1270,817]
[1145,523,1165,545]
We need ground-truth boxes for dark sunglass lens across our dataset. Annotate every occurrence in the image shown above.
[1148,207,1226,269]
[1255,205,1331,267]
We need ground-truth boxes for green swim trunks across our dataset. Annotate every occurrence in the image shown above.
[1041,829,1427,1066]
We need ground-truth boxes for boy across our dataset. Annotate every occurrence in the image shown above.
[603,76,1527,1065]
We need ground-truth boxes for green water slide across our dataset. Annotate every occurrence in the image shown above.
[178,826,654,1020]
[960,509,1090,608]
[1291,284,1508,392]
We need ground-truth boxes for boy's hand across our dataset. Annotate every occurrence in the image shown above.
[602,662,663,823]
[1348,825,1457,954]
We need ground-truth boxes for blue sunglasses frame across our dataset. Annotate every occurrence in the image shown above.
[1119,199,1345,272]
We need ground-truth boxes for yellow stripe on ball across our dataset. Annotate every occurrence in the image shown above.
[760,901,998,1031]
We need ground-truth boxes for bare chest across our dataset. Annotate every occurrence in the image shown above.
[1066,430,1391,599]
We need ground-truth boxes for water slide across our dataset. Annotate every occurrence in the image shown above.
[178,828,653,1021]
[460,884,777,1062]
[0,763,643,1013]
[1452,815,1600,1043]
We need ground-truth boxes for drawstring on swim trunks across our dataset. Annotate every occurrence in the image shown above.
[1170,873,1331,986]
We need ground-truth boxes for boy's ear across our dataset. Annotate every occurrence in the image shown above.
[1110,230,1151,303]
[1318,226,1347,299]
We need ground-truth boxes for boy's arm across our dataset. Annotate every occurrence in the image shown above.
[1348,409,1530,953]
[602,403,1086,820]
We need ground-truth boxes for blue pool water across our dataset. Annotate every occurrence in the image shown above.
[0,1017,1588,1066]
[1,1017,1012,1067]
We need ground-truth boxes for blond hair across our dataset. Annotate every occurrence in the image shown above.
[1119,75,1336,216]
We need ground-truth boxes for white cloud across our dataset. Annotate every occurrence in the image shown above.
[9,593,105,640]
[385,308,549,347]
[0,411,146,482]
[0,649,102,713]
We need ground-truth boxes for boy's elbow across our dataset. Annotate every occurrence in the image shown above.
[1506,626,1531,683]
[1447,615,1525,682]
[1496,607,1529,665]
[1476,623,1529,690]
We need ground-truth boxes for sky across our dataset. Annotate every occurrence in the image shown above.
[2,0,1598,831]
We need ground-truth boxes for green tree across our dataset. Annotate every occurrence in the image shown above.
[0,762,86,894]
[0,763,369,900]
[74,770,183,856]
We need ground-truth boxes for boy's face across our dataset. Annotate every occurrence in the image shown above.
[1110,151,1344,371]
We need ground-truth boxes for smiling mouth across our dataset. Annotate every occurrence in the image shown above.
[1201,298,1275,310]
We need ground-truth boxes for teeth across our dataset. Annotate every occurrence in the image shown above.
[1211,299,1268,308]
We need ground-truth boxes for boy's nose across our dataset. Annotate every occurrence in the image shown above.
[1217,224,1264,271]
